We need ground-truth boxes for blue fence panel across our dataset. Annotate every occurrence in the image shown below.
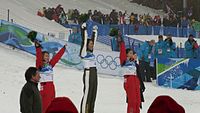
[146,26,153,35]
[63,24,80,29]
[97,36,111,46]
[163,27,176,36]
[63,21,200,58]
[153,26,161,35]
[137,25,146,35]
[64,21,198,38]
[189,28,196,37]
[182,28,188,37]
[128,25,135,35]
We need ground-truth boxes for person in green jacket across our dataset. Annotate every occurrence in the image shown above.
[20,67,42,113]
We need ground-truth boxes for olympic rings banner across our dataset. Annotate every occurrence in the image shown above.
[94,50,121,76]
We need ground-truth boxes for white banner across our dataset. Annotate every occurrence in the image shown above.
[94,50,121,76]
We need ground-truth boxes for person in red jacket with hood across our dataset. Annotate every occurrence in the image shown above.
[148,95,185,113]
[119,35,142,113]
[45,97,78,113]
[35,41,66,113]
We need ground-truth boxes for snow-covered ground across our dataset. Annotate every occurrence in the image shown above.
[0,43,200,113]
[128,35,200,48]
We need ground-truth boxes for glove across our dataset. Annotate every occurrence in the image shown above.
[34,40,42,48]
[93,25,98,30]
[64,43,67,48]
[81,23,86,30]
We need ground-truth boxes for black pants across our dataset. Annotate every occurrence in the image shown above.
[139,60,151,82]
[150,59,157,80]
[80,67,98,113]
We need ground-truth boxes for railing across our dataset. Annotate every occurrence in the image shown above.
[63,20,200,38]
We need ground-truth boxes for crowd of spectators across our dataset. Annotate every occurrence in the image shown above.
[37,4,68,25]
[36,5,200,32]
[67,8,200,29]
[67,9,162,26]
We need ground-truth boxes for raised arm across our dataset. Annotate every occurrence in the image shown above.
[91,25,98,49]
[35,41,43,69]
[79,23,88,57]
[49,45,66,68]
[119,40,126,66]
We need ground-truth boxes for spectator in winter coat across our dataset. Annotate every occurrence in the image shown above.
[135,59,145,109]
[68,27,82,45]
[185,34,199,58]
[130,13,136,24]
[110,9,118,24]
[37,9,45,17]
[164,35,176,58]
[138,40,155,63]
[155,35,165,58]
[35,41,66,113]
[153,15,161,26]
[119,11,125,24]
[181,16,189,28]
[138,40,155,82]
[124,10,129,24]
[104,14,110,24]
[20,67,42,113]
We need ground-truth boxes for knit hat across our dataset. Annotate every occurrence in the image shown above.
[148,95,185,113]
[189,34,194,38]
[45,97,78,113]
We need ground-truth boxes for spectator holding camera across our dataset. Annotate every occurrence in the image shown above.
[164,35,176,58]
[185,34,199,58]
[155,35,165,58]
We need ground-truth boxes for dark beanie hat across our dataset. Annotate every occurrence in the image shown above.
[189,34,194,38]
[148,95,185,113]
[126,48,136,55]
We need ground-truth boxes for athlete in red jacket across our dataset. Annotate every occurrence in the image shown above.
[119,38,141,113]
[35,41,66,113]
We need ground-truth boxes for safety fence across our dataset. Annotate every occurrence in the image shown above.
[64,20,200,58]
[63,20,200,38]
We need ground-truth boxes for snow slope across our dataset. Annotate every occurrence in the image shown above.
[0,43,200,113]
[40,0,164,16]
[0,0,70,38]
[0,0,164,38]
